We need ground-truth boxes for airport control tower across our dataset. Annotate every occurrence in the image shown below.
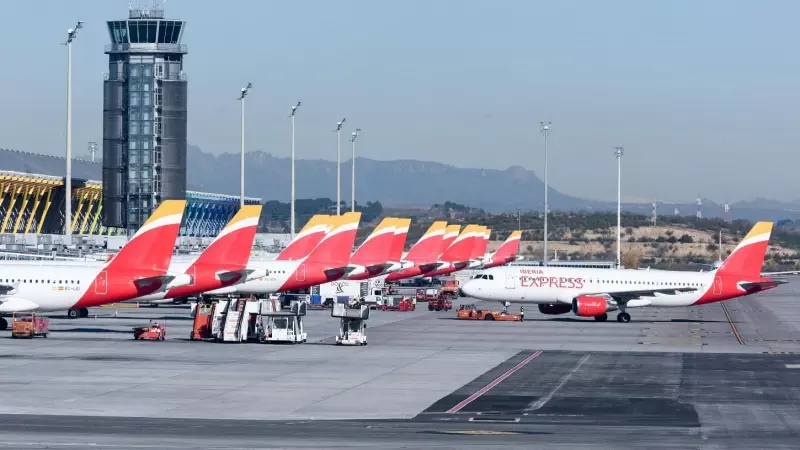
[102,3,187,232]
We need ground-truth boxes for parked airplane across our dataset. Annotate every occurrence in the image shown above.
[461,222,785,323]
[383,221,450,282]
[481,230,522,269]
[424,224,486,278]
[132,204,265,304]
[381,218,412,275]
[206,212,362,296]
[466,227,491,269]
[276,214,332,261]
[347,217,412,280]
[345,217,399,280]
[0,200,189,330]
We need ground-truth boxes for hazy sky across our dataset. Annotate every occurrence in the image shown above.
[1,0,798,204]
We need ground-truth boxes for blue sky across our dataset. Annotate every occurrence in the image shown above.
[0,0,798,203]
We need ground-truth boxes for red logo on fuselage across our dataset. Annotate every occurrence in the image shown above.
[519,274,585,289]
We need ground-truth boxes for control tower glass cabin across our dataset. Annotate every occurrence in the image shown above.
[102,7,188,233]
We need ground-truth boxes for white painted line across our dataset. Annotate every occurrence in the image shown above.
[446,351,543,414]
[526,354,591,411]
[785,364,800,369]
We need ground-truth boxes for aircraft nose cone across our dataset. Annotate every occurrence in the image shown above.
[462,280,478,298]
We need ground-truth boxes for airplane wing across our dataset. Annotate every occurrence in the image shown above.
[572,287,699,302]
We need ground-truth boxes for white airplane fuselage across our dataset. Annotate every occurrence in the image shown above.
[463,266,717,308]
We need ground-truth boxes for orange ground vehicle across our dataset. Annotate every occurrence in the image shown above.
[456,304,521,321]
[440,280,460,298]
[11,312,49,338]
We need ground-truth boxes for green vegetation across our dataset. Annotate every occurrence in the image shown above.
[259,198,383,232]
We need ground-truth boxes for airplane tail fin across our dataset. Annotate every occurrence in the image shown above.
[441,224,483,263]
[717,222,773,277]
[105,200,186,273]
[350,217,396,266]
[277,214,332,261]
[404,221,447,263]
[470,227,489,259]
[306,212,362,267]
[192,205,262,268]
[389,218,412,262]
[492,230,522,264]
[438,225,462,257]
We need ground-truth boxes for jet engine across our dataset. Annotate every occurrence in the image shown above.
[571,296,610,317]
[538,303,572,315]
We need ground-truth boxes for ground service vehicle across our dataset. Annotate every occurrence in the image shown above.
[456,305,521,321]
[428,297,452,311]
[260,301,307,344]
[381,296,415,311]
[440,279,460,298]
[133,320,166,340]
[11,312,49,338]
[332,303,369,346]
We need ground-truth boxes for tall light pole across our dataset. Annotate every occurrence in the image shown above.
[289,101,301,239]
[334,118,346,215]
[517,208,521,231]
[540,121,551,265]
[237,82,252,208]
[350,128,360,212]
[63,21,83,235]
[614,146,624,269]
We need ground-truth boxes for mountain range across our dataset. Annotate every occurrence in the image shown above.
[186,145,800,222]
[1,146,798,222]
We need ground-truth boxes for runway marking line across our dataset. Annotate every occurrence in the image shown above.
[525,354,590,412]
[445,350,543,414]
[785,364,800,369]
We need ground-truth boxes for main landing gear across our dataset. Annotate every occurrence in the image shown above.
[67,308,89,319]
[617,312,631,323]
[0,317,7,330]
[594,313,608,322]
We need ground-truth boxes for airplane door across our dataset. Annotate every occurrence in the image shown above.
[713,276,722,295]
[505,272,515,289]
[187,266,196,287]
[296,264,306,282]
[95,271,108,295]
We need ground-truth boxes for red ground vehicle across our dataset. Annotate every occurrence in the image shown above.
[133,320,166,340]
[428,297,452,311]
[415,289,426,302]
[11,312,49,338]
[381,296,416,312]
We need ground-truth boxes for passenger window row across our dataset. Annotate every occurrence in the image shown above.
[5,279,80,285]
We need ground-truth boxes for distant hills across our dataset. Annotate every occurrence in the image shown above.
[185,146,800,222]
[1,146,798,222]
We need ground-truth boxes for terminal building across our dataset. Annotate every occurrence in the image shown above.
[102,5,189,233]
[0,149,261,238]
